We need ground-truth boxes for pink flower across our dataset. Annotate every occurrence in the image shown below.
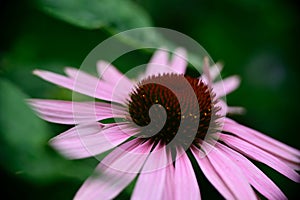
[30,49,300,199]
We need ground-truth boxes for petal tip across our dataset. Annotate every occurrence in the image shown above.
[96,60,111,74]
[33,69,43,76]
[215,62,224,71]
[174,47,187,56]
[232,75,241,84]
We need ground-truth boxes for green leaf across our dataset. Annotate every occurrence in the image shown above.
[34,0,204,69]
[34,0,166,49]
[0,79,93,182]
[0,79,71,182]
[0,79,49,177]
[36,0,152,30]
[0,79,49,151]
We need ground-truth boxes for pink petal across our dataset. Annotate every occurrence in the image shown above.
[220,133,300,182]
[50,122,136,159]
[227,105,246,114]
[201,57,212,86]
[75,139,153,199]
[217,143,287,200]
[224,118,300,169]
[64,67,99,83]
[213,75,240,98]
[226,118,300,156]
[215,99,228,116]
[215,99,245,115]
[200,63,223,84]
[66,67,130,102]
[28,99,126,124]
[196,142,257,200]
[131,144,169,200]
[144,49,171,77]
[191,146,235,199]
[163,151,176,200]
[33,69,126,104]
[169,48,188,74]
[96,61,134,93]
[173,148,201,200]
[64,67,119,94]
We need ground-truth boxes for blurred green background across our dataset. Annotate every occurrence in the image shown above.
[0,0,299,199]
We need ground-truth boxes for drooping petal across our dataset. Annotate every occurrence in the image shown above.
[225,118,300,162]
[131,144,169,200]
[173,148,201,200]
[50,122,137,159]
[220,133,300,182]
[75,139,153,200]
[213,75,240,98]
[224,118,300,170]
[217,142,287,200]
[191,146,235,199]
[195,142,257,200]
[169,48,188,74]
[33,69,126,104]
[28,99,126,124]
